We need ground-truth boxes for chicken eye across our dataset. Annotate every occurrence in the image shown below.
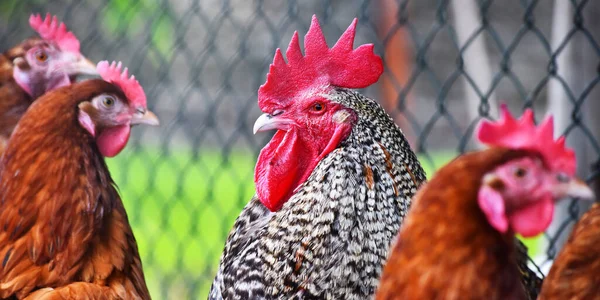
[556,173,570,183]
[102,96,115,108]
[312,103,324,112]
[35,51,48,63]
[514,167,527,178]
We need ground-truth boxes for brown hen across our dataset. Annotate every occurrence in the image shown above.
[0,61,158,299]
[376,106,593,300]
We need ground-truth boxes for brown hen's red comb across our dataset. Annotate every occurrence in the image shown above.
[97,61,147,107]
[29,13,80,53]
[477,104,576,175]
[258,15,383,107]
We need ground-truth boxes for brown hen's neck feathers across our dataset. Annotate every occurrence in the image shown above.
[1,79,123,218]
[539,202,600,299]
[0,80,125,261]
[377,148,531,300]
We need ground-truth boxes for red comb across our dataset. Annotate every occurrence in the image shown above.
[477,104,576,175]
[258,15,383,108]
[29,13,80,53]
[97,61,147,107]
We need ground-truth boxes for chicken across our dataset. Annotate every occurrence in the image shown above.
[375,105,593,300]
[0,61,159,299]
[538,201,600,297]
[0,13,96,153]
[208,15,425,299]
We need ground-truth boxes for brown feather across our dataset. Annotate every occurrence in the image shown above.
[539,202,600,299]
[376,148,531,300]
[0,80,149,299]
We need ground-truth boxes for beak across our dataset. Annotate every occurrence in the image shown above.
[552,177,595,200]
[61,52,98,76]
[131,109,160,126]
[70,57,98,76]
[253,112,294,134]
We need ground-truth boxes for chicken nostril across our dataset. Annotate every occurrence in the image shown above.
[271,110,284,117]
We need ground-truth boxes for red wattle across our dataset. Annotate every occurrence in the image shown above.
[255,129,317,212]
[508,195,554,238]
[96,124,131,157]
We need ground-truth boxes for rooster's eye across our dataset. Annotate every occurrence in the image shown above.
[312,103,324,112]
[102,96,115,108]
[35,51,48,63]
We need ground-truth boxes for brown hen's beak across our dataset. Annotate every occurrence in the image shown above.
[131,109,160,126]
[61,51,98,76]
[253,112,295,134]
[72,57,98,75]
[552,177,595,200]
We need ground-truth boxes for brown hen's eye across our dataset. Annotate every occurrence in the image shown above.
[557,173,570,183]
[312,103,324,111]
[514,167,526,178]
[35,51,48,62]
[102,96,115,108]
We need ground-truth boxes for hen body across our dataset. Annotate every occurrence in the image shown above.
[210,88,426,299]
[376,149,534,300]
[0,80,149,299]
[539,202,600,299]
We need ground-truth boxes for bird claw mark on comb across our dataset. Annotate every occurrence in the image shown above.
[97,61,147,107]
[258,15,384,108]
[477,103,576,175]
[29,13,80,53]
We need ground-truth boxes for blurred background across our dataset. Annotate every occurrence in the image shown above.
[1,0,599,298]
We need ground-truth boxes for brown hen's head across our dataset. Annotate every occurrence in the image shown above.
[11,13,97,98]
[476,105,594,237]
[253,15,383,211]
[77,61,159,157]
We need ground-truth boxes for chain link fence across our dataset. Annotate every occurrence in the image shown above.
[1,0,599,298]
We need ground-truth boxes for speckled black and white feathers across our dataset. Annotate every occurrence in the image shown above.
[209,88,426,299]
[516,241,544,299]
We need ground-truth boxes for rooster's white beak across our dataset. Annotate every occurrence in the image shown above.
[253,112,295,134]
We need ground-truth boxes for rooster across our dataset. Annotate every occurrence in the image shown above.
[375,105,593,300]
[0,61,159,299]
[0,13,96,153]
[206,14,423,299]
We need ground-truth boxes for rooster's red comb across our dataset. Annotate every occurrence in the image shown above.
[29,13,80,53]
[258,15,383,107]
[97,61,147,107]
[477,104,576,175]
